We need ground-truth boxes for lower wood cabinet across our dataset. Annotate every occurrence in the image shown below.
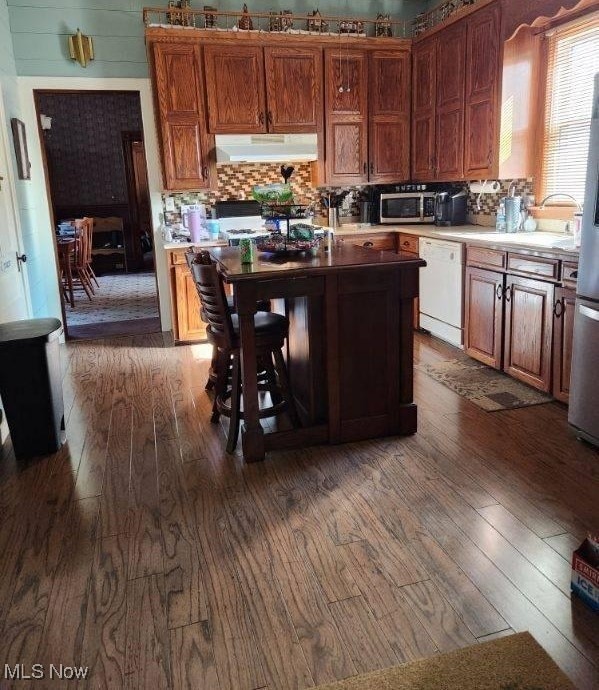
[464,266,504,369]
[503,275,554,392]
[465,266,555,393]
[552,287,576,403]
[338,232,396,251]
[168,249,207,343]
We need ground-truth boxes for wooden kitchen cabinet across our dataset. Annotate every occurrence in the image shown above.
[151,42,214,190]
[435,21,467,180]
[324,49,369,185]
[345,232,396,251]
[464,3,501,178]
[398,233,421,329]
[552,287,576,403]
[368,50,411,183]
[264,46,323,133]
[503,275,554,392]
[204,44,267,133]
[170,256,207,343]
[411,38,437,181]
[465,266,505,369]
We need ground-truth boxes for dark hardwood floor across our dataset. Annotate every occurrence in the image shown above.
[0,333,597,689]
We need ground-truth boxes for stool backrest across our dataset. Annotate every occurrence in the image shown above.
[188,250,234,347]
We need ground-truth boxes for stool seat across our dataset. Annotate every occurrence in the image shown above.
[231,312,288,335]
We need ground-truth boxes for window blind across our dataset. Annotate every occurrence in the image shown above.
[542,18,599,205]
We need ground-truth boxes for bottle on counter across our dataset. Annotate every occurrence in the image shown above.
[496,199,507,232]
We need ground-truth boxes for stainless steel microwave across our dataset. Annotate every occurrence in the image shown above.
[379,192,436,224]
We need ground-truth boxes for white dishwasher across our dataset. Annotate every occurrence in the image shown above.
[418,238,464,347]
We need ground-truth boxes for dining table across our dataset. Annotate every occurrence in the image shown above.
[209,242,426,463]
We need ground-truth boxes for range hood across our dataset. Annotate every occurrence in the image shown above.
[215,133,318,163]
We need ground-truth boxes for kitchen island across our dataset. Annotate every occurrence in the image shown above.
[210,243,426,462]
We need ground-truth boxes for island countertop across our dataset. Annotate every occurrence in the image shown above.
[208,244,426,462]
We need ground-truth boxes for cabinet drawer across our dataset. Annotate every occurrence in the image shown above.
[398,234,419,254]
[507,253,559,281]
[561,261,579,289]
[170,249,191,266]
[343,233,396,251]
[466,245,507,270]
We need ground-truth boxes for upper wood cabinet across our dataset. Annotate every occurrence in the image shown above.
[264,46,323,133]
[324,49,369,186]
[411,39,436,181]
[151,42,214,190]
[204,44,323,135]
[204,44,267,133]
[368,50,411,183]
[324,47,410,186]
[464,3,501,178]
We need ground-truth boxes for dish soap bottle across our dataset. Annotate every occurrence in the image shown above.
[496,199,507,232]
[523,214,537,233]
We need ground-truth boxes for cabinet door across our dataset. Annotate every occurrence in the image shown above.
[369,50,411,183]
[264,46,323,133]
[464,4,501,178]
[552,287,576,403]
[504,275,554,392]
[411,39,436,181]
[324,49,368,185]
[152,42,214,190]
[204,44,267,133]
[435,23,466,180]
[464,267,505,369]
[174,265,207,343]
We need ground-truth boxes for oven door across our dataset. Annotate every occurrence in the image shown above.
[379,194,422,223]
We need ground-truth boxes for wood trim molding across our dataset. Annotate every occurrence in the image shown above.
[501,0,599,41]
[412,0,496,43]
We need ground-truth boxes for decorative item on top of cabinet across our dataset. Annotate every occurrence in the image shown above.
[552,287,576,403]
[203,6,217,28]
[307,10,328,33]
[375,14,393,37]
[151,42,215,190]
[238,3,253,30]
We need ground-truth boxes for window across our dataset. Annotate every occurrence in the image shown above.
[541,17,599,205]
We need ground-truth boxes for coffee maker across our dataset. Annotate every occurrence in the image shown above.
[434,190,467,226]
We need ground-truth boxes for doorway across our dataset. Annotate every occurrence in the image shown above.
[35,90,160,340]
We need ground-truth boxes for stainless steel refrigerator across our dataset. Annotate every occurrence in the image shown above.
[568,73,599,447]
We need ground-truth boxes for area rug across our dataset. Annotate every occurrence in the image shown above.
[314,633,575,690]
[416,358,553,411]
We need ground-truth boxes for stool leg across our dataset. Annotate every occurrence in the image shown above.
[263,354,283,406]
[226,352,242,454]
[206,343,218,391]
[211,348,229,424]
[272,348,301,428]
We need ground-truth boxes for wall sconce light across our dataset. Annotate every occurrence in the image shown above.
[68,29,94,68]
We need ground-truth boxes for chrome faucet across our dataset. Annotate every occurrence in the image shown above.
[539,193,583,211]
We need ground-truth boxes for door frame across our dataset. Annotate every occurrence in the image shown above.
[0,85,32,319]
[18,76,169,334]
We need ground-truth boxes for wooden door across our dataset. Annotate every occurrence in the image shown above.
[464,4,501,178]
[369,50,411,183]
[504,275,554,392]
[264,46,323,133]
[552,287,576,403]
[324,49,368,185]
[152,42,214,190]
[411,38,436,181]
[204,44,267,133]
[435,22,466,180]
[464,267,505,369]
[173,264,207,342]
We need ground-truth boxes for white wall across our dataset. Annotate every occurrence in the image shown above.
[17,76,171,331]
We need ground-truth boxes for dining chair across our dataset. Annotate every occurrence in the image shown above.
[70,222,94,301]
[188,250,300,453]
[57,238,76,308]
[82,217,100,289]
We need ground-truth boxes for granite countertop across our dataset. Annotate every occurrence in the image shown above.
[332,223,579,257]
[163,239,228,250]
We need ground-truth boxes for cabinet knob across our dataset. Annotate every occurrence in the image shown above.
[202,166,208,179]
[267,111,273,126]
[553,298,564,318]
[370,162,374,175]
[496,283,503,300]
[363,162,367,175]
[258,111,265,125]
[504,284,513,302]
[363,241,374,248]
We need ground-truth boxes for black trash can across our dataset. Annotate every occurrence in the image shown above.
[0,318,64,459]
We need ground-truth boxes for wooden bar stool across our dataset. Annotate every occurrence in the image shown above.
[189,250,300,453]
[57,238,76,308]
[185,247,271,391]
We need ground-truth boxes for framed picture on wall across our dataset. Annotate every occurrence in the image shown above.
[10,118,31,180]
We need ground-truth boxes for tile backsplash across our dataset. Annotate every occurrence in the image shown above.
[466,178,535,224]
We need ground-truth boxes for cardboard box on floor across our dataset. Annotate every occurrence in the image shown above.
[571,535,599,611]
